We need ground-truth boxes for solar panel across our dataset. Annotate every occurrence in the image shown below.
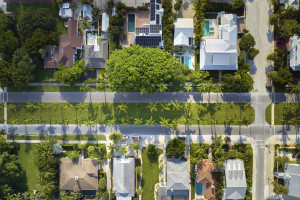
[156,14,160,24]
[136,27,150,35]
[150,3,155,21]
[150,25,161,33]
[156,0,161,3]
[150,0,155,3]
[136,36,162,47]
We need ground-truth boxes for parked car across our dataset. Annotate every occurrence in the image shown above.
[178,136,186,141]
[121,136,128,141]
[132,136,140,141]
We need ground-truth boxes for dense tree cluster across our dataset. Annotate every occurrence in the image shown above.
[239,33,259,60]
[106,45,187,93]
[162,0,175,53]
[0,130,25,199]
[54,60,85,85]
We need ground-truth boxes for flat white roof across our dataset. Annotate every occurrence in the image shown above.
[102,12,109,32]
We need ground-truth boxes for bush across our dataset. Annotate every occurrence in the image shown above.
[267,67,292,87]
[222,71,253,92]
[232,0,245,9]
[166,138,186,158]
[68,150,81,161]
[137,5,149,10]
[238,51,246,65]
[240,33,256,52]
[54,60,85,85]
[239,62,250,72]
[248,48,259,60]
[147,144,157,158]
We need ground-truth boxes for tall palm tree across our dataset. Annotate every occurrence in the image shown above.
[120,117,129,127]
[8,104,16,111]
[181,117,192,127]
[171,100,182,111]
[96,82,106,92]
[134,118,143,126]
[26,102,37,112]
[171,119,178,131]
[70,1,78,11]
[80,83,90,91]
[197,103,207,115]
[80,18,92,30]
[184,83,193,92]
[120,146,128,155]
[145,116,156,126]
[129,143,140,157]
[106,119,116,126]
[157,83,168,93]
[147,101,157,113]
[160,117,169,130]
[117,103,128,113]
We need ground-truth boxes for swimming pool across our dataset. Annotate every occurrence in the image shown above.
[128,14,135,32]
[196,182,203,195]
[184,56,192,68]
[203,20,210,36]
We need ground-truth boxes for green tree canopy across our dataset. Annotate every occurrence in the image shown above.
[272,180,289,195]
[267,67,292,87]
[232,0,245,9]
[0,30,19,61]
[267,48,286,69]
[240,33,256,52]
[18,8,55,39]
[0,13,14,32]
[108,132,123,144]
[166,138,186,158]
[54,60,85,85]
[222,71,254,92]
[106,45,186,93]
[24,28,58,55]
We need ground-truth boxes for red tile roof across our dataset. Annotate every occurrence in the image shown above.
[196,159,218,200]
[44,18,83,68]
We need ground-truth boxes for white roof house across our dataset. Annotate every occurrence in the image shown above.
[285,0,299,9]
[83,4,93,22]
[59,3,73,19]
[174,18,194,46]
[113,158,135,199]
[102,12,110,32]
[224,159,247,200]
[289,35,300,71]
[200,13,238,70]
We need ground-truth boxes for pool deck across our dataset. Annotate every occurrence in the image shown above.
[123,10,150,46]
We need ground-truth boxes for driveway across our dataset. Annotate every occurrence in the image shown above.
[246,0,274,93]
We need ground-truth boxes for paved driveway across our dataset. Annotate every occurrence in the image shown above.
[247,0,274,93]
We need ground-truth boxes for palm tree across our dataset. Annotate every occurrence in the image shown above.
[171,100,182,111]
[9,119,17,124]
[140,87,147,95]
[26,102,36,112]
[120,118,129,127]
[64,103,74,110]
[80,83,90,91]
[106,119,116,126]
[80,18,92,30]
[84,120,95,127]
[171,119,178,131]
[184,83,193,92]
[145,116,156,126]
[160,117,169,130]
[117,103,128,113]
[134,118,143,126]
[129,143,140,157]
[120,146,128,155]
[214,100,221,111]
[161,101,171,111]
[197,103,207,115]
[157,83,168,93]
[8,104,16,111]
[184,101,192,115]
[70,1,78,11]
[147,101,157,113]
[181,117,192,127]
[96,82,106,92]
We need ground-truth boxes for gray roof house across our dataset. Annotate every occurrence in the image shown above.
[85,40,108,68]
[289,35,300,71]
[59,3,74,19]
[167,159,189,199]
[174,18,194,46]
[224,159,247,200]
[284,0,299,9]
[113,157,135,199]
[274,164,300,200]
[200,13,238,71]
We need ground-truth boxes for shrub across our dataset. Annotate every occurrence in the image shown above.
[53,143,63,155]
[68,150,81,161]
[248,48,259,60]
[166,138,186,158]
[239,62,250,72]
[238,51,246,65]
[137,5,149,10]
[240,33,256,52]
[232,0,245,9]
[53,60,85,85]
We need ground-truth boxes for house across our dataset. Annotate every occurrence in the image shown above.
[59,3,74,19]
[200,13,238,71]
[195,159,218,200]
[289,35,300,71]
[274,164,300,200]
[224,159,247,200]
[174,18,194,47]
[44,18,83,68]
[173,18,194,69]
[113,157,135,199]
[102,12,110,32]
[59,157,98,194]
[85,39,108,68]
[83,4,93,22]
[284,0,299,9]
[115,0,150,8]
[166,159,189,199]
[123,0,163,48]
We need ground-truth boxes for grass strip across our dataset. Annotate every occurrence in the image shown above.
[265,103,300,125]
[8,134,106,141]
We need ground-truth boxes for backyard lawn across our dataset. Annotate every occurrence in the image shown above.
[7,102,255,125]
[265,103,300,125]
[7,2,67,36]
[142,147,163,200]
[18,143,39,192]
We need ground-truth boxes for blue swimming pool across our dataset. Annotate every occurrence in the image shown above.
[196,182,203,195]
[184,56,192,68]
[203,20,210,36]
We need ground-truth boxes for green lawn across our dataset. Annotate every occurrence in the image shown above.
[7,2,67,35]
[18,143,39,192]
[8,134,106,141]
[265,103,300,125]
[7,102,255,125]
[142,148,163,200]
